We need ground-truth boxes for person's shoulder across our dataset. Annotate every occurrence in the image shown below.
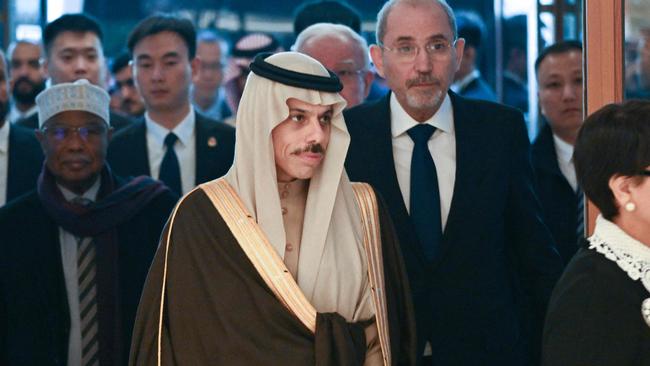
[196,112,235,131]
[555,244,645,299]
[454,93,522,119]
[108,118,145,153]
[114,174,179,210]
[16,113,39,129]
[109,111,134,131]
[0,191,41,226]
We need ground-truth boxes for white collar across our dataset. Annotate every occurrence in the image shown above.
[552,133,574,164]
[451,69,480,93]
[9,104,38,123]
[589,215,650,294]
[57,176,101,203]
[145,106,195,148]
[390,92,454,138]
[0,121,9,154]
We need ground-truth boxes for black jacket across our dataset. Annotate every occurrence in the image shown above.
[5,124,43,204]
[531,124,581,265]
[107,112,235,187]
[0,174,178,366]
[344,92,562,366]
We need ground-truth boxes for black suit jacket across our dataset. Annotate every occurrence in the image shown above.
[0,175,178,366]
[344,92,562,366]
[542,240,650,366]
[17,111,133,131]
[106,112,235,187]
[531,124,580,266]
[5,124,43,203]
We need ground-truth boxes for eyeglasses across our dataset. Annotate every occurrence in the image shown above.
[41,125,108,142]
[333,68,365,80]
[378,39,458,62]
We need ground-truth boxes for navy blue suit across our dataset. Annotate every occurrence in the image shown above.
[457,74,497,102]
[531,124,581,266]
[5,124,43,204]
[107,112,235,187]
[344,92,562,366]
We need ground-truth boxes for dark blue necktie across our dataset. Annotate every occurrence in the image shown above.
[159,132,182,195]
[408,124,442,260]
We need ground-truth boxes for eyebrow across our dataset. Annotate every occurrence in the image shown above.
[58,47,98,54]
[393,34,450,43]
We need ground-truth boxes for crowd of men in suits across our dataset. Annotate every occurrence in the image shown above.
[0,1,589,365]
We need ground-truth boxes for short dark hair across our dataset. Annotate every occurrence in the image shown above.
[127,14,197,60]
[110,50,131,75]
[534,40,582,75]
[43,13,103,56]
[293,1,361,36]
[574,100,650,220]
[456,11,485,49]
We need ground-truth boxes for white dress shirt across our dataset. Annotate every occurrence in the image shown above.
[552,134,578,192]
[390,93,456,230]
[450,69,480,94]
[57,178,100,366]
[145,107,197,194]
[0,121,9,206]
[8,104,38,124]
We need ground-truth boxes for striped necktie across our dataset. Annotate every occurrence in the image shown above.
[73,197,100,366]
[576,188,585,241]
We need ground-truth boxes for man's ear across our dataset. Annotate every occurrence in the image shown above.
[369,44,385,78]
[190,57,200,79]
[362,70,375,98]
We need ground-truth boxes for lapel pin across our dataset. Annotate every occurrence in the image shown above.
[207,136,218,148]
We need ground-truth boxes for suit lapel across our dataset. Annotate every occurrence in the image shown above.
[194,113,217,185]
[533,125,572,188]
[132,119,151,176]
[34,210,71,358]
[435,93,490,265]
[365,95,430,266]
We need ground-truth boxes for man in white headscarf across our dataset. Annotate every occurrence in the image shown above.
[129,52,415,366]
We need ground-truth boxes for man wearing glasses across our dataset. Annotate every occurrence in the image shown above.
[344,1,562,365]
[293,22,374,109]
[0,79,178,366]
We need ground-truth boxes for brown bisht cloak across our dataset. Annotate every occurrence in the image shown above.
[129,187,415,365]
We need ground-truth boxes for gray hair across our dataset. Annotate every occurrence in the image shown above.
[196,29,229,62]
[376,0,457,44]
[293,22,371,69]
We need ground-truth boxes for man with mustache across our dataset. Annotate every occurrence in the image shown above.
[532,40,584,266]
[129,52,415,365]
[107,14,235,196]
[7,40,46,123]
[344,1,562,365]
[0,79,178,365]
[0,50,43,207]
[109,51,146,118]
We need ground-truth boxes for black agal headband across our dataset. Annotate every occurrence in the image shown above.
[249,52,343,93]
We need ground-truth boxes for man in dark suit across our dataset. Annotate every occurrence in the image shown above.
[0,50,42,206]
[344,1,563,365]
[108,15,235,196]
[0,79,177,366]
[532,41,584,266]
[451,11,497,102]
[17,13,132,131]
